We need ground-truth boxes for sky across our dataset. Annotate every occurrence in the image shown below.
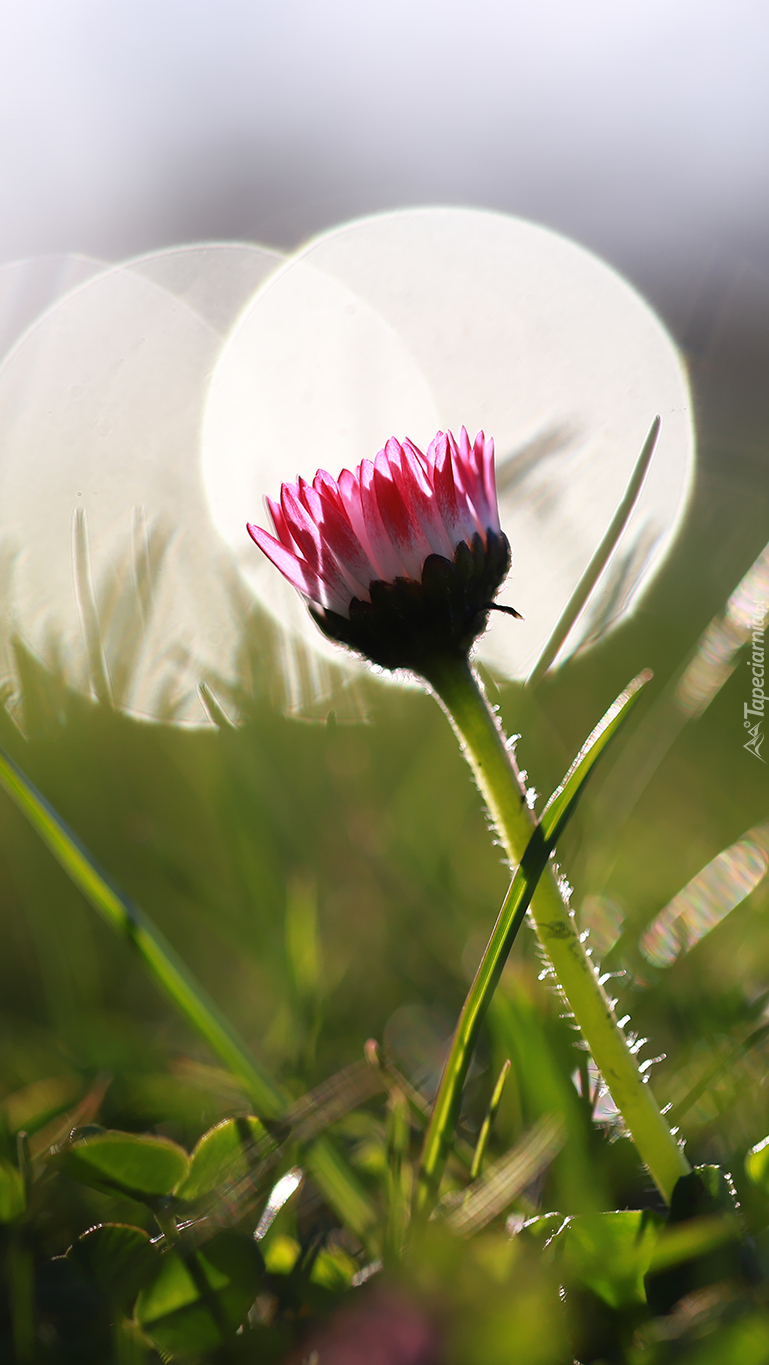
[1,0,768,283]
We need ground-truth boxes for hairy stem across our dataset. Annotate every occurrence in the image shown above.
[423,656,689,1205]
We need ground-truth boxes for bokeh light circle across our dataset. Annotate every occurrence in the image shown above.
[202,208,695,682]
[0,244,282,725]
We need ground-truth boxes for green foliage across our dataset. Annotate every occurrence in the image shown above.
[174,1114,265,1202]
[56,1130,190,1200]
[0,1156,25,1221]
[413,1225,569,1365]
[1,1075,80,1137]
[746,1135,769,1193]
[67,1224,159,1312]
[0,489,768,1359]
[134,1231,264,1355]
[552,1209,663,1309]
[0,743,282,1117]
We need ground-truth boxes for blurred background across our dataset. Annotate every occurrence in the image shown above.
[1,0,768,278]
[3,0,768,586]
[0,0,768,1238]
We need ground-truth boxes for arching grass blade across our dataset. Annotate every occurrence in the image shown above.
[526,417,660,688]
[0,747,377,1241]
[0,746,279,1113]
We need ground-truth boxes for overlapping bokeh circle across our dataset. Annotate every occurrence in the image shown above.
[0,210,694,725]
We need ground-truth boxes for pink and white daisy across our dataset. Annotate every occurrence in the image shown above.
[247,428,516,674]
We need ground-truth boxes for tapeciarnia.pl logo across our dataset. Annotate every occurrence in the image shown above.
[744,599,767,762]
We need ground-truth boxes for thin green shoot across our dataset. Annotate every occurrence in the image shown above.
[72,506,114,708]
[0,746,280,1116]
[439,1114,566,1237]
[526,416,661,688]
[384,1086,411,1266]
[198,680,236,729]
[470,1059,511,1181]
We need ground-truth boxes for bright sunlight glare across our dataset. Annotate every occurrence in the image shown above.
[0,211,694,724]
[202,208,695,690]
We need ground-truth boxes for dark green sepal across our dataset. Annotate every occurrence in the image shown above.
[309,531,512,675]
[453,538,475,583]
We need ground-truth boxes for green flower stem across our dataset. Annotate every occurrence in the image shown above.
[423,656,690,1205]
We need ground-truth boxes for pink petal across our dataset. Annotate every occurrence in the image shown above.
[246,524,350,614]
[265,494,296,550]
[457,426,483,506]
[312,468,345,512]
[373,445,431,578]
[338,468,378,579]
[431,433,476,549]
[280,484,350,606]
[314,489,375,597]
[461,428,489,517]
[292,479,365,595]
[407,438,432,479]
[382,436,406,474]
[280,483,324,572]
[296,474,316,512]
[310,469,375,589]
[477,431,501,534]
[249,426,503,621]
[390,441,453,558]
[359,459,402,580]
[422,433,447,501]
[448,429,486,539]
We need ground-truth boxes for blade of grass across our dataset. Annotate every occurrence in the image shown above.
[416,670,653,1215]
[526,416,661,688]
[384,1086,410,1266]
[439,1113,566,1236]
[582,538,769,894]
[305,1141,378,1244]
[0,745,279,1113]
[131,504,155,633]
[470,1059,511,1182]
[365,1040,432,1131]
[0,747,377,1240]
[198,680,236,729]
[72,506,114,708]
[667,1021,769,1129]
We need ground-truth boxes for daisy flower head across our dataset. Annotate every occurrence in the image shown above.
[247,428,517,677]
